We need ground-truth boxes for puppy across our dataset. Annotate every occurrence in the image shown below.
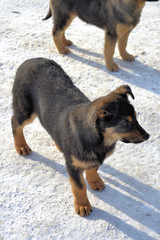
[11,58,149,216]
[43,0,158,72]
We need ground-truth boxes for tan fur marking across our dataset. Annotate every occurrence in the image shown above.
[122,131,142,140]
[103,127,119,146]
[62,33,73,46]
[103,127,145,144]
[53,13,76,54]
[53,31,70,54]
[71,155,98,170]
[99,109,107,119]
[137,0,145,11]
[104,32,119,72]
[14,126,31,156]
[55,143,61,152]
[86,167,105,191]
[69,175,92,216]
[116,23,134,38]
[13,113,36,155]
[118,32,135,61]
[127,116,132,122]
[21,113,37,128]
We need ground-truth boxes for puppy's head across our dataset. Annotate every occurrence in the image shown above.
[93,85,149,145]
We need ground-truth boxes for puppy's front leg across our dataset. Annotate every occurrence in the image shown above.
[104,32,119,72]
[68,166,92,216]
[86,167,105,191]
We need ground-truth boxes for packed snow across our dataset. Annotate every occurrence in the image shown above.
[0,0,160,239]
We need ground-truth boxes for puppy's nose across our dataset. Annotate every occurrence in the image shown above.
[142,133,150,140]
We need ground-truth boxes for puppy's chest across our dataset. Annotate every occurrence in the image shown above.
[71,144,115,170]
[95,143,116,162]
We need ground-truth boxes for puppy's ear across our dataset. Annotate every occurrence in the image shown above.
[98,101,118,120]
[113,85,135,100]
[99,109,112,119]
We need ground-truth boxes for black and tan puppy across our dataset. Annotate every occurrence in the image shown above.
[12,58,149,216]
[43,0,158,72]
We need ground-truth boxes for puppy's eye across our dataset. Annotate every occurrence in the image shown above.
[122,120,131,127]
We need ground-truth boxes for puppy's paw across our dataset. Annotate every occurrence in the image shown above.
[15,144,31,156]
[107,62,119,72]
[86,168,105,191]
[88,178,105,191]
[75,201,92,216]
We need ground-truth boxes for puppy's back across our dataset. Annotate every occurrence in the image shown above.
[13,58,88,101]
[14,57,70,88]
[12,58,89,131]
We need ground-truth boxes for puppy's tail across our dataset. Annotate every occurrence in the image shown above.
[42,7,52,20]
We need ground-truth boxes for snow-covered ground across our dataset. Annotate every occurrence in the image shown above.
[0,0,160,239]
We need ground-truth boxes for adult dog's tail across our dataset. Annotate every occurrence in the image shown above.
[42,7,52,20]
[42,0,52,21]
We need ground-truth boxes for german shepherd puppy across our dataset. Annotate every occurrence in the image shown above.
[43,0,158,72]
[11,58,149,216]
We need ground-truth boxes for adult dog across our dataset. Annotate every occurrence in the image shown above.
[43,0,158,71]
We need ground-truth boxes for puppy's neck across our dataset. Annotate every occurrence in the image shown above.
[102,127,118,147]
[103,134,117,147]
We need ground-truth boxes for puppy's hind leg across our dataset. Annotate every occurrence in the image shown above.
[11,88,36,156]
[52,13,76,54]
[11,114,36,156]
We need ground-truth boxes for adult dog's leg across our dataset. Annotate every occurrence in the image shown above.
[118,32,135,61]
[52,13,76,54]
[104,32,119,72]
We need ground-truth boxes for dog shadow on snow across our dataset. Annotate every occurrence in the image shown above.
[67,45,160,95]
[87,164,160,240]
[26,151,160,240]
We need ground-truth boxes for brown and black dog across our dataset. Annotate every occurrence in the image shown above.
[11,58,149,216]
[43,0,158,72]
